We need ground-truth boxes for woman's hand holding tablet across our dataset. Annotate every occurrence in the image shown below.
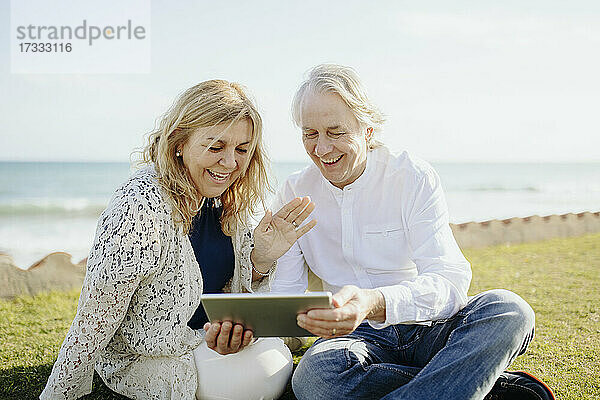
[203,321,254,355]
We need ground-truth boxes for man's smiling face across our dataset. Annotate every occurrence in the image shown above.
[300,91,369,189]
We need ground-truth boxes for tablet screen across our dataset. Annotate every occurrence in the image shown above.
[201,292,333,337]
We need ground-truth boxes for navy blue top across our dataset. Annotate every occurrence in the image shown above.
[187,198,235,330]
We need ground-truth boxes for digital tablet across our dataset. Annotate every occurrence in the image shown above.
[200,292,333,337]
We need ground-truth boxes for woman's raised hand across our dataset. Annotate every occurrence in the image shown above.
[251,197,317,270]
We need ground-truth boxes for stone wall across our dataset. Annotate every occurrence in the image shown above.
[0,252,85,299]
[450,211,600,248]
[1,211,599,299]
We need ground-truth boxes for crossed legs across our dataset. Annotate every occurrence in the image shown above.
[293,289,535,400]
[193,337,293,400]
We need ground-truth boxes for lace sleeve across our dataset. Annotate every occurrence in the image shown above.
[40,191,161,400]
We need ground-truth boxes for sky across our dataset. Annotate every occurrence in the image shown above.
[1,0,600,163]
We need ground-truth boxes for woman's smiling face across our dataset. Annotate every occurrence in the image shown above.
[179,119,253,198]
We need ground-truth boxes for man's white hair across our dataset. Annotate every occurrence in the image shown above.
[292,63,385,148]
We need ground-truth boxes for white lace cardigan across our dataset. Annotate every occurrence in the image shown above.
[40,166,272,400]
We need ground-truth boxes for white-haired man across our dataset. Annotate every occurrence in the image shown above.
[271,64,554,400]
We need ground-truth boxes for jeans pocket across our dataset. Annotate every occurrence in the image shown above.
[393,325,424,350]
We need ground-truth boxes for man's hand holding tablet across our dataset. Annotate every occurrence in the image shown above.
[296,285,386,339]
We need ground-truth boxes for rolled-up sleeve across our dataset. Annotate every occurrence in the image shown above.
[370,169,471,327]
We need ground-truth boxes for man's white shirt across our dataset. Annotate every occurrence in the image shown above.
[271,146,472,327]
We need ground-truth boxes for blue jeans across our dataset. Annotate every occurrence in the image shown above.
[292,289,535,400]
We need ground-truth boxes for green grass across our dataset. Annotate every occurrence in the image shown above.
[1,233,599,399]
[465,233,600,399]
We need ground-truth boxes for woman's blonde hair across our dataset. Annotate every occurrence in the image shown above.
[292,64,386,149]
[140,80,271,235]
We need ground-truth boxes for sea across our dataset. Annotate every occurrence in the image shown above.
[1,160,599,269]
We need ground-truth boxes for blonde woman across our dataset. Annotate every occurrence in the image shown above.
[40,80,316,400]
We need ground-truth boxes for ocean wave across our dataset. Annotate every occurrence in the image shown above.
[452,183,600,194]
[462,186,540,192]
[0,199,107,217]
